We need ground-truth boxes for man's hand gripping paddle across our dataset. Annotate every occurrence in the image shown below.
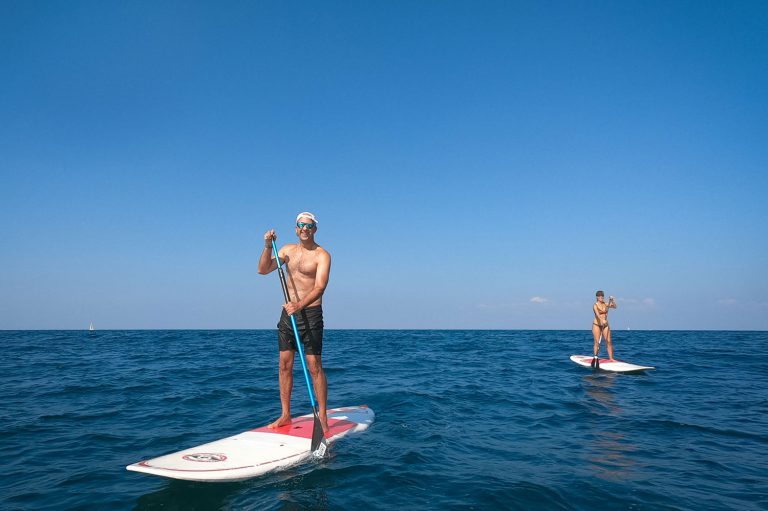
[271,239,328,457]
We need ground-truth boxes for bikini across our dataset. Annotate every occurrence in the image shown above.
[593,303,608,329]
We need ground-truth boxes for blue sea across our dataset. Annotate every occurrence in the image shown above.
[2,330,767,510]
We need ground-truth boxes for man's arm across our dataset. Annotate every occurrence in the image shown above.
[258,230,279,275]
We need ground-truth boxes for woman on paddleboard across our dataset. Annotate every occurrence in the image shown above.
[592,290,616,367]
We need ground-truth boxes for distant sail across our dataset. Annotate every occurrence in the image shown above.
[89,322,95,331]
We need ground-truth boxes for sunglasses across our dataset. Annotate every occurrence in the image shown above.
[296,222,316,229]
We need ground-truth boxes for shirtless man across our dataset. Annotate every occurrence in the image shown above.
[258,212,331,434]
[592,290,617,366]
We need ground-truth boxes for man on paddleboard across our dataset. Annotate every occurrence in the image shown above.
[592,290,617,367]
[258,212,331,434]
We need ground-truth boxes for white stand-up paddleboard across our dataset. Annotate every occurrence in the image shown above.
[127,405,374,482]
[570,355,654,373]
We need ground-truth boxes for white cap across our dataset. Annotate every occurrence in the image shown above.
[296,211,318,224]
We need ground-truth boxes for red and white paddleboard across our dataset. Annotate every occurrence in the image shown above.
[127,405,374,482]
[570,355,654,373]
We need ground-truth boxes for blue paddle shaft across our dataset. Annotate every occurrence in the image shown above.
[271,240,319,411]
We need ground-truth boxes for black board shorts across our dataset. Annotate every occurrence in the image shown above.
[277,306,324,355]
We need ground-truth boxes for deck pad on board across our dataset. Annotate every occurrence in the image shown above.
[570,355,654,373]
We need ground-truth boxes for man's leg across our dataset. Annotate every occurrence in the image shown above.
[306,354,328,434]
[268,350,295,428]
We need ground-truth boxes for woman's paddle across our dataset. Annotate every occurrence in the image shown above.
[591,333,603,369]
[271,239,328,457]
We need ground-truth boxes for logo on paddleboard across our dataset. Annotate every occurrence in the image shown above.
[183,453,228,463]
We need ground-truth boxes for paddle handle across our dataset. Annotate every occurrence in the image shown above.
[271,240,319,412]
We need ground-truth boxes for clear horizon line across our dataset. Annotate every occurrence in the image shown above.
[2,328,766,333]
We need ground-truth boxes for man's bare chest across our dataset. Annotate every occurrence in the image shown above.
[287,251,318,278]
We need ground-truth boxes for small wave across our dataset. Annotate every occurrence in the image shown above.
[638,418,768,443]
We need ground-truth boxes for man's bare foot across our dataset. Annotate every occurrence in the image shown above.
[267,415,292,429]
[319,411,330,437]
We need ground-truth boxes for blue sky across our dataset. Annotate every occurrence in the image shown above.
[1,1,766,330]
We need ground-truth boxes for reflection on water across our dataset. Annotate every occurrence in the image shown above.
[133,480,244,511]
[582,374,638,482]
[276,486,331,510]
[132,467,331,511]
[590,430,638,482]
[583,374,621,416]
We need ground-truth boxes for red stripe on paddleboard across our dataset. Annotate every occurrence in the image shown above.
[136,460,259,472]
[252,417,356,439]
[576,357,619,364]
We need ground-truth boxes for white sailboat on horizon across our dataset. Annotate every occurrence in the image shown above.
[89,322,95,331]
